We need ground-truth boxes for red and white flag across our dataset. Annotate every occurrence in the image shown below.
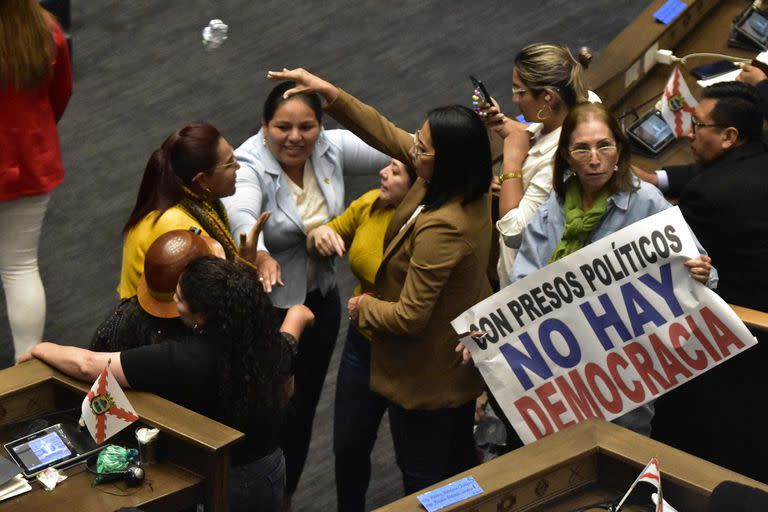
[661,66,698,138]
[616,458,664,512]
[81,362,139,444]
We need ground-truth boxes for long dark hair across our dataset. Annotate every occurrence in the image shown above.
[553,102,636,199]
[178,257,284,429]
[422,105,492,210]
[124,123,221,234]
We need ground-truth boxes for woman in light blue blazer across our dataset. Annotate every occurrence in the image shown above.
[222,81,388,503]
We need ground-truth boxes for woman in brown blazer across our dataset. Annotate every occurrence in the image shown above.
[269,68,493,495]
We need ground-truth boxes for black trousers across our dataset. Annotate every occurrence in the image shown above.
[281,287,341,495]
[333,324,388,512]
[388,400,478,495]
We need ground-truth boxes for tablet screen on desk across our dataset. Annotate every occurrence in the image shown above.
[736,9,768,48]
[628,110,675,154]
[4,423,101,477]
[11,431,72,472]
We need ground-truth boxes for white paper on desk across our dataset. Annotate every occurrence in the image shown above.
[696,68,742,87]
[0,475,32,501]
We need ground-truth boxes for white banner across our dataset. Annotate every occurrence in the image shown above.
[452,207,757,444]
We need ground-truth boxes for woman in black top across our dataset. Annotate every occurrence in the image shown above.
[20,257,314,512]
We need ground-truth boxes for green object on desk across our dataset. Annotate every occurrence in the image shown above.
[94,445,139,484]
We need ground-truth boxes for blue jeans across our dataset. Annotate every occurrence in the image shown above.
[230,447,285,512]
[333,324,388,512]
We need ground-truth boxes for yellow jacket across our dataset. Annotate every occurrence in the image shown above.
[117,207,206,298]
[327,188,395,296]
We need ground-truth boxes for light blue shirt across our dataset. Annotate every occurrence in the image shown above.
[223,129,389,308]
[507,178,718,436]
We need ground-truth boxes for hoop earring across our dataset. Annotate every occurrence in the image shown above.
[536,105,552,121]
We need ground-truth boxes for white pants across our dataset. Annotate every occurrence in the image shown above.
[0,194,50,358]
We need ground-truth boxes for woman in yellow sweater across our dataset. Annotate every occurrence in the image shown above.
[306,158,413,512]
[118,123,265,297]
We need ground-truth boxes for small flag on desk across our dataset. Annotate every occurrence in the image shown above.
[615,457,665,512]
[81,361,139,444]
[661,66,698,138]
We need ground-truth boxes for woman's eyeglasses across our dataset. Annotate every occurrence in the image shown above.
[216,158,238,169]
[412,130,435,159]
[569,145,617,162]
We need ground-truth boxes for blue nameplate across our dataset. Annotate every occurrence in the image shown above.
[515,114,531,125]
[654,0,687,25]
[416,476,483,512]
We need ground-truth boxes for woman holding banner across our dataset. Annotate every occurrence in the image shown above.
[505,102,716,435]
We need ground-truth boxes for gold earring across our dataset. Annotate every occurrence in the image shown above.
[536,104,552,121]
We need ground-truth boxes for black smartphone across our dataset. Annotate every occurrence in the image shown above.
[470,75,492,104]
[690,60,739,80]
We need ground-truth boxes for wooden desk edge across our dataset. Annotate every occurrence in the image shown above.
[1,359,244,453]
[729,304,768,331]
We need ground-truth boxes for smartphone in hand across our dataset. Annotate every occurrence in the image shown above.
[470,75,492,105]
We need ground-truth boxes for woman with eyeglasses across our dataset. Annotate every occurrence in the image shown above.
[118,122,266,298]
[267,67,492,497]
[480,44,594,288]
[505,102,716,436]
[221,81,389,506]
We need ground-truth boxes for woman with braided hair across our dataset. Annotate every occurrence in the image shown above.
[118,122,267,298]
[21,256,314,511]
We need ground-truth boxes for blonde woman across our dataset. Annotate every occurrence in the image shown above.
[0,0,72,360]
[482,43,593,287]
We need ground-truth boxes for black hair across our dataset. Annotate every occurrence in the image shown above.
[124,123,221,233]
[422,105,492,210]
[262,81,323,124]
[178,256,285,430]
[701,82,763,142]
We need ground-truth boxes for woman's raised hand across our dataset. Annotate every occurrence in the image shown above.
[685,255,713,284]
[267,68,340,103]
[307,225,346,258]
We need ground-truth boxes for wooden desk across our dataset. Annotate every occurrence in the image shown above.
[584,0,768,332]
[587,0,757,170]
[377,419,767,512]
[0,359,243,511]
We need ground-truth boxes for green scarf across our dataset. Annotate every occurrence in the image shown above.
[548,179,611,263]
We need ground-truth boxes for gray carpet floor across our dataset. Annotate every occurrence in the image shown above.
[0,1,653,509]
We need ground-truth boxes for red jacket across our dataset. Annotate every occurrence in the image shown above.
[0,19,72,201]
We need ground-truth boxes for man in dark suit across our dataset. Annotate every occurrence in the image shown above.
[636,82,767,482]
[638,81,768,312]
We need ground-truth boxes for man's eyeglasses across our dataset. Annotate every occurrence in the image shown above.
[690,119,723,134]
[568,145,618,162]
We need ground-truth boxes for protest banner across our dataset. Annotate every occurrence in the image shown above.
[451,207,757,445]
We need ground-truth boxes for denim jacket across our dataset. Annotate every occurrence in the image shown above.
[508,178,718,435]
[223,129,388,308]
